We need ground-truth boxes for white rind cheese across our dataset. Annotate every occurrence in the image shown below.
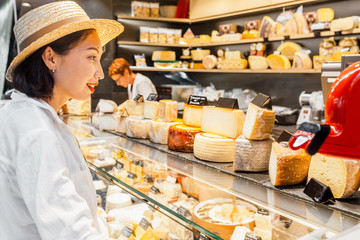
[98,114,116,131]
[159,100,178,122]
[96,99,118,113]
[144,101,160,120]
[149,120,180,144]
[194,132,235,162]
[234,135,273,172]
[125,116,151,139]
[201,106,245,139]
[114,114,127,134]
[182,104,203,127]
[125,100,144,116]
[105,193,132,212]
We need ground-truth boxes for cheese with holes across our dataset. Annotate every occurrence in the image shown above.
[183,104,203,127]
[269,142,311,186]
[168,124,201,152]
[125,100,144,116]
[201,106,244,139]
[276,42,302,60]
[242,103,275,140]
[307,153,360,198]
[144,101,160,120]
[267,54,291,70]
[158,100,178,122]
[234,135,273,172]
[149,120,181,144]
[96,99,118,113]
[126,116,151,139]
[248,56,268,70]
[317,8,335,22]
[194,132,235,162]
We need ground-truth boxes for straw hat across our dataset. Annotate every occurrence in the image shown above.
[6,1,124,81]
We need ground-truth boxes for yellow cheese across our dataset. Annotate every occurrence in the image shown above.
[292,51,312,69]
[259,16,276,38]
[152,51,176,61]
[158,100,178,122]
[307,153,360,198]
[220,58,248,70]
[242,103,275,140]
[276,42,302,60]
[313,55,331,70]
[125,100,144,116]
[331,16,359,32]
[144,101,160,120]
[254,227,271,240]
[266,54,291,70]
[191,49,211,61]
[149,120,180,144]
[201,106,245,139]
[248,56,268,70]
[182,104,203,127]
[317,8,335,22]
[125,116,151,139]
[115,113,128,134]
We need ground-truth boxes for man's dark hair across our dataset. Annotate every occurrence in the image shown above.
[12,29,95,99]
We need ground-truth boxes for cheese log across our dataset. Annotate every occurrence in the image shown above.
[317,8,335,22]
[96,99,118,113]
[267,54,291,70]
[125,100,144,116]
[194,132,235,163]
[292,51,312,69]
[125,116,151,139]
[248,56,269,70]
[144,101,160,120]
[269,142,311,186]
[201,106,245,139]
[331,17,359,32]
[234,135,273,172]
[230,226,250,240]
[259,16,276,38]
[98,114,116,131]
[307,153,360,198]
[159,100,178,122]
[168,124,201,152]
[149,120,180,144]
[276,42,302,60]
[242,103,275,140]
[202,55,217,69]
[115,114,127,134]
[152,51,176,61]
[182,104,203,127]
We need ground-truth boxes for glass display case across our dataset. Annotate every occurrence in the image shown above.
[65,116,360,240]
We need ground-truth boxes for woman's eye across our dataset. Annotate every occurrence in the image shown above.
[89,56,96,60]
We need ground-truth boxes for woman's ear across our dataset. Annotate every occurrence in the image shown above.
[41,46,57,71]
[124,68,130,77]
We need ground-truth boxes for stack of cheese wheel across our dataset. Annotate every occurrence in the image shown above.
[234,103,275,171]
[93,99,118,131]
[125,116,151,139]
[194,106,245,162]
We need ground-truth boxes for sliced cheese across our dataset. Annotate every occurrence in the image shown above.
[194,132,235,163]
[182,104,203,127]
[248,56,268,70]
[96,99,118,113]
[201,106,245,139]
[276,42,302,60]
[125,116,151,139]
[125,100,144,116]
[259,16,275,38]
[269,142,311,186]
[317,8,335,22]
[292,51,313,69]
[149,120,180,144]
[234,135,273,172]
[267,54,291,70]
[163,181,182,199]
[242,103,275,140]
[144,101,160,120]
[168,124,201,152]
[307,153,360,198]
[158,100,178,122]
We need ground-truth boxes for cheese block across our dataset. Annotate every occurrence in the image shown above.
[105,193,132,212]
[220,59,248,70]
[292,51,312,69]
[194,132,235,163]
[331,16,360,32]
[96,114,115,131]
[201,106,245,139]
[259,16,276,38]
[149,120,180,144]
[234,135,273,172]
[168,124,201,152]
[202,55,217,69]
[242,103,275,140]
[125,100,144,116]
[94,157,116,171]
[267,54,291,70]
[115,113,128,134]
[182,104,203,127]
[144,101,160,120]
[248,56,269,70]
[313,55,331,70]
[125,116,151,139]
[307,153,360,198]
[109,222,126,239]
[152,51,176,61]
[269,142,312,186]
[254,227,271,240]
[317,8,335,22]
[158,100,178,122]
[276,42,302,60]
[163,181,182,199]
[191,49,211,61]
[96,99,118,113]
[230,226,250,240]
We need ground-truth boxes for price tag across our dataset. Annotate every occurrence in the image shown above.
[177,206,191,218]
[251,93,272,110]
[257,208,269,215]
[166,175,177,184]
[127,172,137,179]
[187,95,208,106]
[144,175,154,183]
[133,94,144,102]
[146,93,158,101]
[245,232,262,240]
[139,217,152,230]
[115,162,124,170]
[150,186,160,194]
[121,226,133,238]
[215,97,239,109]
[276,130,293,143]
[199,232,211,240]
[138,160,144,167]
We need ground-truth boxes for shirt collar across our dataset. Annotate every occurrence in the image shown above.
[11,91,65,125]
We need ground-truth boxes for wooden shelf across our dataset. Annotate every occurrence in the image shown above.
[130,66,321,74]
[118,41,185,48]
[117,15,190,23]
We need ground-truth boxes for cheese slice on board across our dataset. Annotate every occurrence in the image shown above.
[269,142,311,186]
[248,56,269,70]
[158,100,178,122]
[125,100,144,116]
[201,106,245,139]
[183,104,203,127]
[168,124,201,152]
[125,116,151,139]
[144,101,160,120]
[194,132,235,163]
[307,153,360,198]
[267,54,291,70]
[149,120,180,144]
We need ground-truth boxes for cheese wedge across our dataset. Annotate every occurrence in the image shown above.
[292,51,313,69]
[276,42,302,60]
[125,100,144,116]
[248,56,268,70]
[267,54,291,70]
[144,101,160,120]
[182,104,203,127]
[158,100,178,122]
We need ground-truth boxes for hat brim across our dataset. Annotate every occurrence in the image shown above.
[6,19,124,81]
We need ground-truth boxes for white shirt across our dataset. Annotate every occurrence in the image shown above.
[127,73,157,100]
[0,91,106,240]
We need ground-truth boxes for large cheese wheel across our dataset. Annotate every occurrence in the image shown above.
[125,100,144,116]
[194,132,235,163]
[234,135,273,172]
[269,142,311,186]
[144,101,160,120]
[267,54,291,70]
[201,106,245,139]
[168,124,201,152]
[159,99,178,122]
[202,55,217,69]
[317,8,334,22]
[248,56,269,70]
[125,116,151,139]
[149,120,180,144]
[242,103,275,140]
[183,104,203,127]
[307,153,360,198]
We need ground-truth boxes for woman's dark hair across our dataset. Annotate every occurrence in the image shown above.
[12,29,95,99]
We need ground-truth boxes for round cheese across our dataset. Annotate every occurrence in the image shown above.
[106,193,132,212]
[267,54,291,70]
[168,124,201,152]
[202,55,217,69]
[125,116,151,139]
[194,132,235,162]
[149,120,181,144]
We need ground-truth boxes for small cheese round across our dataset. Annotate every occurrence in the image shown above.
[125,116,151,139]
[168,124,201,152]
[106,193,132,212]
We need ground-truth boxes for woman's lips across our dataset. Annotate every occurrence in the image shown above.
[87,83,98,93]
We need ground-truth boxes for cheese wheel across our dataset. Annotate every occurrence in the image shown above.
[144,101,160,120]
[201,106,245,139]
[276,42,302,60]
[307,153,360,198]
[98,114,116,131]
[125,116,151,139]
[149,120,180,144]
[234,135,273,172]
[182,104,203,127]
[267,54,291,70]
[202,55,217,69]
[106,193,132,212]
[168,124,201,152]
[248,56,269,70]
[242,103,275,140]
[115,114,127,134]
[96,99,118,113]
[125,100,144,116]
[159,99,178,122]
[269,142,311,186]
[194,132,235,162]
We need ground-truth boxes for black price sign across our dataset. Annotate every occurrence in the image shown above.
[177,206,191,218]
[245,232,262,240]
[121,227,133,238]
[127,172,137,179]
[115,162,124,170]
[276,130,293,143]
[133,94,144,102]
[187,95,208,106]
[150,186,160,194]
[138,160,144,167]
[144,175,154,183]
[251,93,272,110]
[146,93,158,101]
[257,208,269,215]
[139,217,152,230]
[216,97,239,109]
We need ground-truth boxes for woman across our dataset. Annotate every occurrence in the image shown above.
[0,1,123,239]
[109,58,157,99]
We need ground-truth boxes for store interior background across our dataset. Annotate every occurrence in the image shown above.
[2,0,359,111]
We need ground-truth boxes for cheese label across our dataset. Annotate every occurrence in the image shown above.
[115,162,124,170]
[150,186,160,194]
[251,93,272,109]
[280,216,293,228]
[276,130,293,143]
[133,94,144,102]
[303,178,335,203]
[199,232,211,240]
[187,95,208,106]
[146,93,158,101]
[121,227,133,238]
[215,97,239,109]
[166,175,177,184]
[257,208,269,215]
[139,217,152,230]
[245,232,262,240]
[127,172,137,179]
[138,160,144,167]
[144,175,154,183]
[177,206,191,218]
